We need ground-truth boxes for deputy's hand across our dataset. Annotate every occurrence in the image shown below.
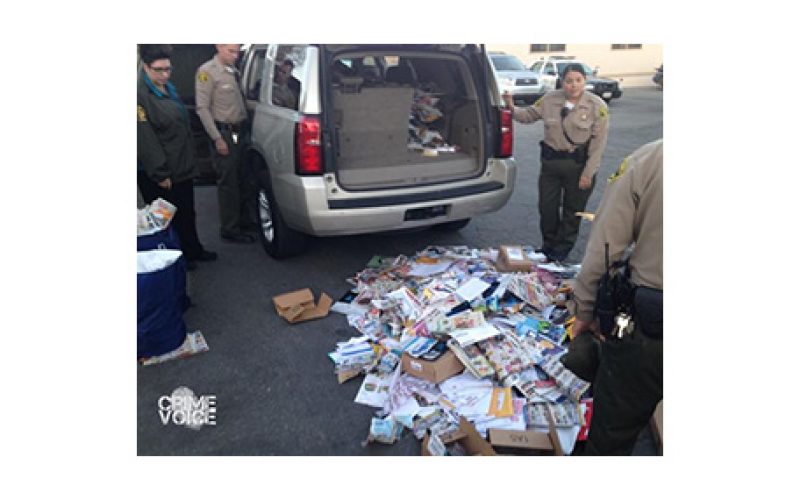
[572,318,605,342]
[215,137,229,156]
[157,178,172,190]
[578,175,592,190]
[502,91,514,109]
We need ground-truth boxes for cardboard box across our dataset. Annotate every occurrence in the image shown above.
[488,428,563,456]
[401,350,464,384]
[495,245,534,273]
[273,288,333,324]
[422,416,496,456]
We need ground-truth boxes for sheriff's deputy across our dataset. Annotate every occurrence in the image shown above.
[503,64,609,262]
[195,44,254,243]
[569,139,663,455]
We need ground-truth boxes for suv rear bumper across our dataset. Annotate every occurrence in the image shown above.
[275,158,517,236]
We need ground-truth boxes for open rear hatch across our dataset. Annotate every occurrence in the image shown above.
[322,45,490,191]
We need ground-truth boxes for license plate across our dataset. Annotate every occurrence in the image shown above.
[404,205,449,221]
[602,91,612,99]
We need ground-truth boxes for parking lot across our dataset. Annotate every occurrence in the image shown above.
[137,87,663,455]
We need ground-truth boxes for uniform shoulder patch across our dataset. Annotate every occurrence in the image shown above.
[197,71,209,83]
[599,105,609,119]
[533,96,544,108]
[137,104,147,122]
[608,155,630,183]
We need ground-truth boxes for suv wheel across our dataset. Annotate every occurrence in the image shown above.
[256,184,308,258]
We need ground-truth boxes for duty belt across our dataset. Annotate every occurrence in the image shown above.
[540,141,587,162]
[606,287,663,341]
[215,121,243,133]
[633,287,663,340]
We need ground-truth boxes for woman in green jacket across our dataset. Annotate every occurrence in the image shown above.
[137,44,216,267]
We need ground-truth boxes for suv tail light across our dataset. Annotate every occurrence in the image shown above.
[295,115,323,175]
[496,108,513,158]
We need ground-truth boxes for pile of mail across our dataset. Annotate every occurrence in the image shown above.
[328,245,594,455]
[407,87,458,154]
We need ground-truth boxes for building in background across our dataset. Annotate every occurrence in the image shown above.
[486,44,662,88]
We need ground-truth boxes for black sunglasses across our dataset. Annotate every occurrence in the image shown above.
[148,64,172,73]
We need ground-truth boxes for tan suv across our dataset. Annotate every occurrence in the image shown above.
[239,44,517,257]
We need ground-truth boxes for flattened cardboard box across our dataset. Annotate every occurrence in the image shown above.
[496,245,533,273]
[422,416,496,456]
[273,288,333,324]
[401,350,464,384]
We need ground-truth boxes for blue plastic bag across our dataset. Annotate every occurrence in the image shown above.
[137,250,188,358]
[137,225,189,312]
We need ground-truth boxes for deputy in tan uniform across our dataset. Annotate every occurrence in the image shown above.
[195,44,254,243]
[503,63,609,262]
[568,139,663,455]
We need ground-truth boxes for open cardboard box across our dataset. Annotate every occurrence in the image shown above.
[401,350,464,384]
[489,406,564,455]
[495,245,534,273]
[422,416,496,456]
[488,428,564,456]
[273,288,333,324]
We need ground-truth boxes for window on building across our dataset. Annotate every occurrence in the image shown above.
[611,44,642,50]
[530,44,566,53]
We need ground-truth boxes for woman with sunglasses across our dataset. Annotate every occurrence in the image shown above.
[503,63,610,263]
[138,44,216,269]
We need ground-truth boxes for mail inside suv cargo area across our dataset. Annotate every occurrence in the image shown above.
[329,51,486,190]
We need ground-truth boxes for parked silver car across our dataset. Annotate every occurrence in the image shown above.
[488,52,544,105]
[239,44,518,258]
[530,57,623,103]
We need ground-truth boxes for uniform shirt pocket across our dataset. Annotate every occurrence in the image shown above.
[575,118,592,131]
[220,83,236,100]
[568,119,593,143]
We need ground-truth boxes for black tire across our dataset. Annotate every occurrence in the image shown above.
[434,218,471,232]
[255,175,308,259]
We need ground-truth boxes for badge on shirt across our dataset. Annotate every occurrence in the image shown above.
[197,71,209,83]
[137,105,147,122]
[608,155,630,183]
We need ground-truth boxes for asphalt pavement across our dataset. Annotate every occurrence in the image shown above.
[137,87,663,455]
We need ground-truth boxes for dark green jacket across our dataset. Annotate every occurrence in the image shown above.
[137,70,196,184]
